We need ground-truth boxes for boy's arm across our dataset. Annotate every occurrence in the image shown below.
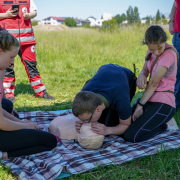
[91,116,132,136]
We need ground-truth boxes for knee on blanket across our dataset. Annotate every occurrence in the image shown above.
[47,133,58,149]
[123,131,137,143]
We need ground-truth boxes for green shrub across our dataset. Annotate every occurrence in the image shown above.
[31,21,38,26]
[65,18,76,27]
[83,23,90,28]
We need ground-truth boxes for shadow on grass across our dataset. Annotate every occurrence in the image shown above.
[16,101,73,111]
[14,82,35,96]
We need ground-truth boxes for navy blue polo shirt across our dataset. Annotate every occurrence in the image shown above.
[81,64,134,120]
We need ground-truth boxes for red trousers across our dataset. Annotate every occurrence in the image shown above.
[4,44,46,97]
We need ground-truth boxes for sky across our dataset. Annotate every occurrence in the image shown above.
[34,0,174,20]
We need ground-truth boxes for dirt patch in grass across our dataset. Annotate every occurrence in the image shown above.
[33,24,69,31]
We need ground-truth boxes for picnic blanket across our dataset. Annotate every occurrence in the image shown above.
[1,110,180,180]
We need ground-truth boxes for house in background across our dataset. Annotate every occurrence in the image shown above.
[86,16,97,26]
[122,20,128,25]
[87,13,112,27]
[40,16,89,26]
[40,16,65,25]
[141,19,147,24]
[74,18,90,26]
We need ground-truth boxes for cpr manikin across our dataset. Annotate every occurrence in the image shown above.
[49,114,80,140]
[49,114,104,150]
[77,123,104,150]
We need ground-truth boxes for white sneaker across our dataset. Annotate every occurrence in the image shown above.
[166,118,179,131]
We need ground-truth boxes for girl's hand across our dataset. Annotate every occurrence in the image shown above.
[5,7,18,18]
[25,122,39,130]
[132,104,143,122]
[75,121,84,133]
[91,123,109,135]
[137,74,147,89]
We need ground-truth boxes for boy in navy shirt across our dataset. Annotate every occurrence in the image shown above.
[72,64,136,136]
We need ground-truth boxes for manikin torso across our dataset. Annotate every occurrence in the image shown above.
[49,114,104,149]
[49,114,80,140]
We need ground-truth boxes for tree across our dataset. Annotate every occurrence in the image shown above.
[142,15,151,25]
[114,14,127,24]
[126,6,135,24]
[65,18,76,27]
[162,18,168,25]
[114,14,121,24]
[162,14,166,19]
[156,9,161,24]
[121,13,127,23]
[103,18,117,25]
[134,6,140,22]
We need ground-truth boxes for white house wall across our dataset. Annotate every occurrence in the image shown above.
[41,18,63,25]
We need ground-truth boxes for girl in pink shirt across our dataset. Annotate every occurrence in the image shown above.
[124,25,177,142]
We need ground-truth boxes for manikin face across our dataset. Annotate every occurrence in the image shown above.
[78,107,103,123]
[78,123,104,150]
[0,47,19,70]
[147,42,166,56]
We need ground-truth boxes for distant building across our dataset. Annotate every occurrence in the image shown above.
[86,16,96,21]
[122,20,128,24]
[40,16,90,26]
[74,18,90,26]
[87,13,112,27]
[141,19,147,24]
[41,16,65,25]
[86,16,97,26]
[95,19,105,27]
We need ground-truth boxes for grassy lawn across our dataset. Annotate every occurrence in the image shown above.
[1,26,180,179]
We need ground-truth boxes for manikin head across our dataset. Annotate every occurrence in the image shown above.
[49,114,104,149]
[78,123,104,150]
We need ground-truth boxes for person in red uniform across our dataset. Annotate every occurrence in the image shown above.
[0,0,54,102]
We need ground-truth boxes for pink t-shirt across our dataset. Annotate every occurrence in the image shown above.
[174,0,180,32]
[146,44,177,108]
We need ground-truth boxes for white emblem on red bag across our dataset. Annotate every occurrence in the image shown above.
[31,45,35,53]
[22,7,27,13]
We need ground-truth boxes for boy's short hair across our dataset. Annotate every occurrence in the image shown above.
[72,91,102,116]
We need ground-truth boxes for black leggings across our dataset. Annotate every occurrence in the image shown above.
[0,129,57,158]
[123,102,176,142]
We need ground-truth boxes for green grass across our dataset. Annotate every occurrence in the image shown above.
[1,26,180,179]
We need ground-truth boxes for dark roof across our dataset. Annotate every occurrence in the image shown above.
[74,18,90,23]
[86,16,96,20]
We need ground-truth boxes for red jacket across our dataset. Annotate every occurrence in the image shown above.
[0,0,36,45]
